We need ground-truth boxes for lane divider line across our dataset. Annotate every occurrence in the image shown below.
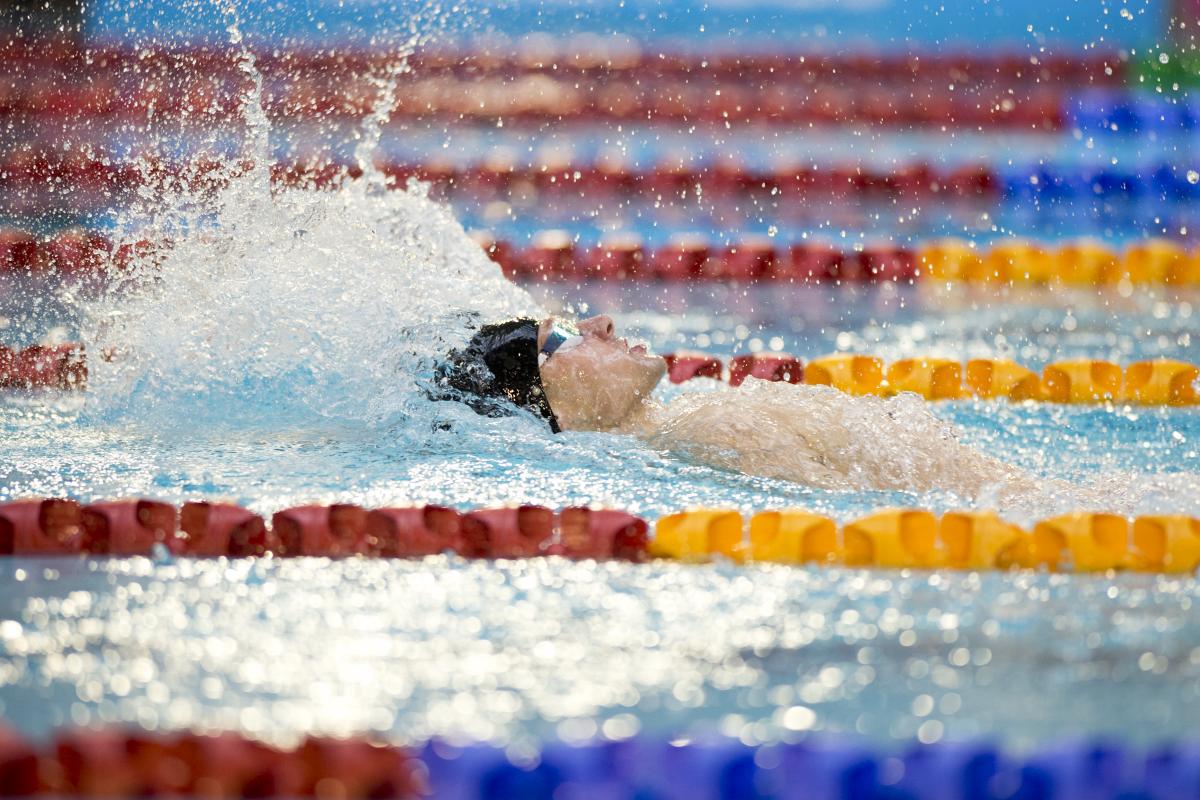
[666,352,1200,405]
[2,723,1196,800]
[2,342,1196,406]
[1,499,1196,573]
[5,228,1200,287]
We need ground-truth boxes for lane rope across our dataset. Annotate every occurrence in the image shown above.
[0,156,1002,201]
[4,228,1200,287]
[0,723,1193,800]
[1,499,1197,573]
[0,44,1120,128]
[1,342,1196,406]
[664,352,1200,406]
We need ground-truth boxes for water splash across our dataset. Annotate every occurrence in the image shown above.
[78,11,540,432]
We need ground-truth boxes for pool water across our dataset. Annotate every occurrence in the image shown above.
[2,242,1199,750]
[2,20,1200,758]
[2,278,1199,521]
[1,553,1198,752]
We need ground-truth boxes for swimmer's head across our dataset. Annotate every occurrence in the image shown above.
[436,315,665,432]
[536,314,666,431]
[436,318,561,432]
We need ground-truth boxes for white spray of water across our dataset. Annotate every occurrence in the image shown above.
[80,12,540,431]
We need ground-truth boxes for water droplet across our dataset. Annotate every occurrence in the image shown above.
[1159,52,1171,64]
[1188,170,1199,185]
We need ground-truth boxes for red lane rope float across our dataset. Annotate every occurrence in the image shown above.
[490,233,926,284]
[0,154,999,203]
[0,500,651,561]
[662,352,723,384]
[0,38,1125,85]
[727,353,805,387]
[0,724,423,799]
[179,500,272,557]
[0,227,159,278]
[79,499,178,556]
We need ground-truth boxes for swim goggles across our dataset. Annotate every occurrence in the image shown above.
[538,318,584,367]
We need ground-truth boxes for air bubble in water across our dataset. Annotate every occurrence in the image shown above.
[1159,52,1170,64]
[1188,170,1199,185]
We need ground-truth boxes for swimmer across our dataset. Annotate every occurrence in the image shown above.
[434,315,1055,503]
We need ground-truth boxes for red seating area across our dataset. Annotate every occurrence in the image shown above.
[0,724,422,798]
[0,499,650,560]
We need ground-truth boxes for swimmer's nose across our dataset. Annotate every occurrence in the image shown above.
[578,315,615,340]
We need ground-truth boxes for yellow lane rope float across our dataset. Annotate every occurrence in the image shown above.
[918,237,1200,285]
[667,352,1200,405]
[653,508,1200,573]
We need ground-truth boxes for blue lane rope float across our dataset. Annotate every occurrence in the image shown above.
[2,723,1199,800]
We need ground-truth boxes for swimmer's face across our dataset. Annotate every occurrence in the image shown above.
[537,315,666,431]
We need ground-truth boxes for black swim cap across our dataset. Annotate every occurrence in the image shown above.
[434,318,561,433]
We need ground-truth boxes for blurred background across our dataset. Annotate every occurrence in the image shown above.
[2,0,1198,268]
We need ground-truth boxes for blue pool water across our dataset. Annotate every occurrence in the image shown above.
[1,555,1198,752]
[3,0,1200,759]
[86,0,1167,47]
[2,266,1199,749]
